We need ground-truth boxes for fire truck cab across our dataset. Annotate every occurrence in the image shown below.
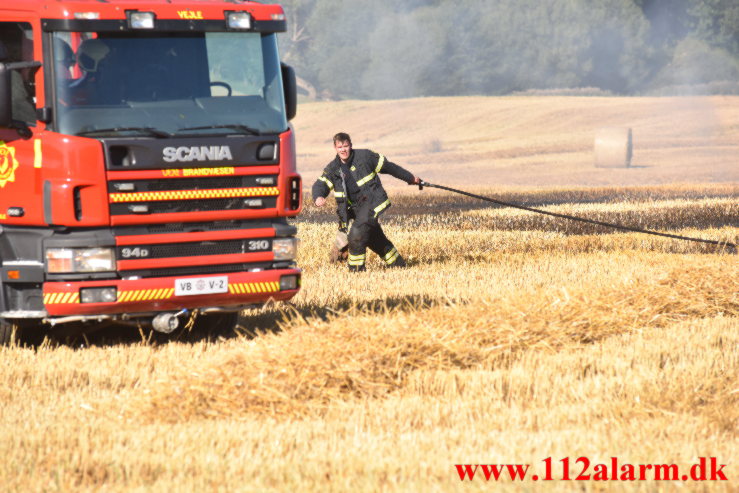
[0,1,302,342]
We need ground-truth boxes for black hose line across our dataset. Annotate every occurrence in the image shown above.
[417,181,737,251]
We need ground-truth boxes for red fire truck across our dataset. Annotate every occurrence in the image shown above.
[0,1,302,342]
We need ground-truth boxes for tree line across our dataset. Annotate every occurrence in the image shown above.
[278,0,739,99]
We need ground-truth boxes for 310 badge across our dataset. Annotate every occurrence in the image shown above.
[0,141,19,188]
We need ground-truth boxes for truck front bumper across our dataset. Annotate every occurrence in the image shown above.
[42,269,301,317]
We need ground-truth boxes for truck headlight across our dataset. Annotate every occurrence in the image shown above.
[128,11,155,29]
[227,11,252,30]
[272,238,298,261]
[280,275,299,291]
[46,248,115,273]
[80,287,117,303]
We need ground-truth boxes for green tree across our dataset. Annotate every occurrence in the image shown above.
[688,0,739,53]
[276,0,736,99]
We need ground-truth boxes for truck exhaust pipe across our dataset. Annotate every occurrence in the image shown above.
[151,310,188,334]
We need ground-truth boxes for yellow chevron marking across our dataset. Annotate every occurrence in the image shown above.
[114,289,175,303]
[46,283,283,305]
[228,281,282,295]
[44,292,80,304]
[109,187,280,203]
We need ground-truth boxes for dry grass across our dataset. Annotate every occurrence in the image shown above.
[138,260,737,420]
[1,96,738,492]
[2,185,736,492]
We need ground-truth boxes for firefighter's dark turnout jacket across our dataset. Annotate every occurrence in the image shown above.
[311,149,414,229]
[312,149,414,270]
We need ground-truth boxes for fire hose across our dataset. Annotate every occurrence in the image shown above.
[417,181,737,252]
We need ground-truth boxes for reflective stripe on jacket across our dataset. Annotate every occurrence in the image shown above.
[311,149,414,226]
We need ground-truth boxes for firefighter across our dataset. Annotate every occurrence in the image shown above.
[68,38,112,105]
[312,132,421,272]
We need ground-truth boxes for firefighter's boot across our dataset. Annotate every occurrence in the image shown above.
[382,246,406,268]
[347,252,366,272]
[388,255,407,268]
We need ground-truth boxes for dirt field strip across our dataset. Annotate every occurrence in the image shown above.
[293,96,739,189]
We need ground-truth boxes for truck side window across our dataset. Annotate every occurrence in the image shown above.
[0,22,36,125]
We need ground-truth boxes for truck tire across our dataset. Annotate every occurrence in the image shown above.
[0,319,43,346]
[191,311,246,336]
[0,319,21,346]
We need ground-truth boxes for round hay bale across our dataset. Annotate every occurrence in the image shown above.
[594,127,633,168]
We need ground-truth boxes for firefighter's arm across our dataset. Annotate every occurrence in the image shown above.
[377,154,420,185]
[312,173,333,207]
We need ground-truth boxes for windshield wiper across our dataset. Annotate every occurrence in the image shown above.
[174,124,262,136]
[77,127,172,138]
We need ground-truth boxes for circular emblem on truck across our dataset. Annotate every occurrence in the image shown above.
[0,142,19,188]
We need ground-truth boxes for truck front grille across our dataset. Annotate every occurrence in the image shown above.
[121,262,274,279]
[114,220,273,235]
[110,197,278,215]
[108,175,279,216]
[118,238,272,260]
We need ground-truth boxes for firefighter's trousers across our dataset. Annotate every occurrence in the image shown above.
[346,199,405,271]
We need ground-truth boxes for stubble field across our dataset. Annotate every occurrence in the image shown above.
[1,96,738,492]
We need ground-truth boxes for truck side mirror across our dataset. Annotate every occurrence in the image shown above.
[281,63,297,121]
[0,61,41,138]
[0,64,12,128]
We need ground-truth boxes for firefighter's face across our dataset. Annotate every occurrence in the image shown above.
[334,140,352,161]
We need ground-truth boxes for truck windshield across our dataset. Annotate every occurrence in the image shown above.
[52,31,287,137]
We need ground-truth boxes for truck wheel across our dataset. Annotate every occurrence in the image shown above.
[192,311,245,334]
[0,319,22,346]
[0,319,44,346]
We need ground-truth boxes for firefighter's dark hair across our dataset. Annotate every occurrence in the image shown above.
[333,132,351,145]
